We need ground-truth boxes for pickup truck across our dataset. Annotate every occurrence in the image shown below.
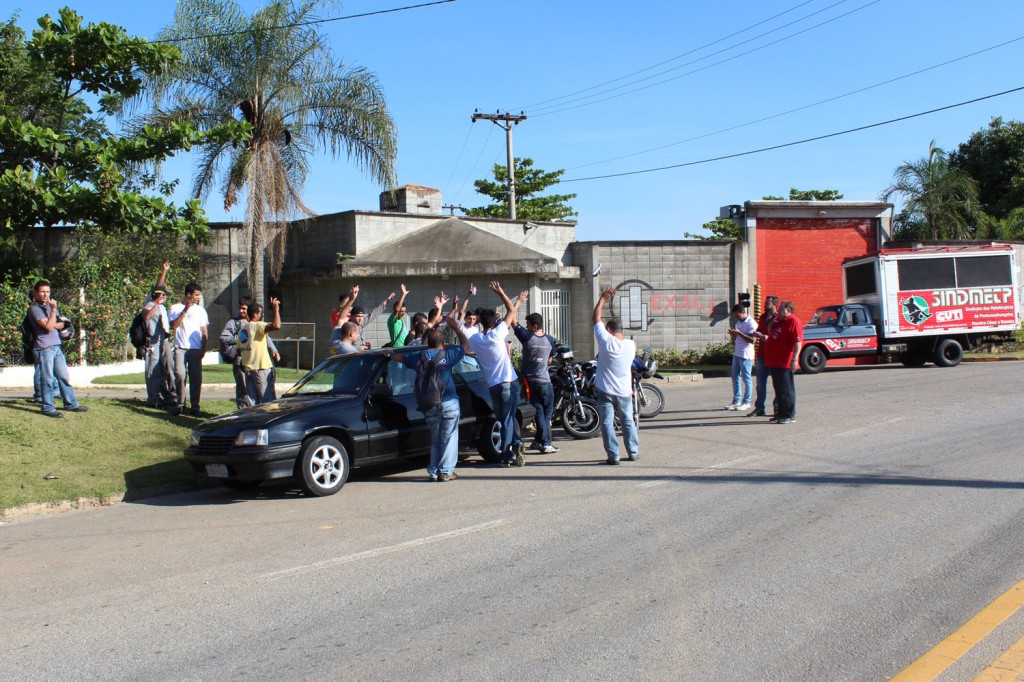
[799,245,1021,373]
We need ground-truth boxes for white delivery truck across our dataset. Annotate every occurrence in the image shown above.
[799,244,1022,372]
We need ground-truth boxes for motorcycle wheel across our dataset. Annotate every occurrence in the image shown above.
[561,400,600,440]
[637,382,665,418]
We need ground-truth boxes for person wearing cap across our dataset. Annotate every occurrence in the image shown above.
[141,261,177,409]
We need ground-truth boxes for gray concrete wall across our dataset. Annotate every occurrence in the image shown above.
[570,241,735,358]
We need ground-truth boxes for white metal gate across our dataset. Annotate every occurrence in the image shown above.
[539,289,571,346]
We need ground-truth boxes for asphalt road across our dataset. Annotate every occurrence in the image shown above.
[2,363,1024,681]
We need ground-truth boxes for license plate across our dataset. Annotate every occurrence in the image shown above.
[205,464,229,478]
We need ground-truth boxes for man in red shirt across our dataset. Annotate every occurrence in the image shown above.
[747,294,778,418]
[763,300,802,424]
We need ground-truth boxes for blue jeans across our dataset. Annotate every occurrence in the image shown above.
[731,356,753,405]
[769,367,796,420]
[596,389,639,460]
[35,345,79,414]
[488,381,521,459]
[530,381,555,447]
[753,356,776,413]
[426,398,461,476]
[33,363,58,402]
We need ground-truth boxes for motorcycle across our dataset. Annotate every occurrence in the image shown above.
[548,344,600,440]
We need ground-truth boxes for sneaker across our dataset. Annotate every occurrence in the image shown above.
[43,411,64,419]
[438,472,459,482]
[605,458,620,465]
[167,405,183,415]
[529,441,545,452]
[189,406,201,417]
[776,418,794,424]
[428,474,439,482]
[736,404,750,411]
[540,445,560,454]
[746,409,766,417]
[68,406,88,413]
[513,450,526,467]
[625,452,638,461]
[725,403,739,410]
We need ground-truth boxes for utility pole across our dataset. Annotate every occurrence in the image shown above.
[471,110,527,220]
[442,204,466,216]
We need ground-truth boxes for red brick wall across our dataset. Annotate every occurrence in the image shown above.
[756,218,877,322]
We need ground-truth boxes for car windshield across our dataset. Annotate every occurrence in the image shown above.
[809,307,840,325]
[285,354,381,396]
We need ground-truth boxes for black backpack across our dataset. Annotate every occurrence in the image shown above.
[414,350,446,411]
[129,312,148,356]
[20,310,36,364]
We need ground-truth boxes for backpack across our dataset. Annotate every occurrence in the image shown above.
[20,310,37,364]
[414,350,446,411]
[129,312,148,355]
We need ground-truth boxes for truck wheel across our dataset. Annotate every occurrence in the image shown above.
[799,345,826,374]
[933,338,963,367]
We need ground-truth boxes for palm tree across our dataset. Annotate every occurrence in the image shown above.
[880,141,988,241]
[140,0,397,301]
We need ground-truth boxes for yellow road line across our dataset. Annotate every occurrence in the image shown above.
[973,635,1024,681]
[891,578,1024,681]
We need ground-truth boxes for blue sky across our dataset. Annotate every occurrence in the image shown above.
[10,0,1024,240]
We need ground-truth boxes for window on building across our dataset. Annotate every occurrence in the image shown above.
[540,289,571,346]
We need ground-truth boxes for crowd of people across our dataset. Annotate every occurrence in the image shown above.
[23,269,804,482]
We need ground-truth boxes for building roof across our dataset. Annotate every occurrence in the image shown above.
[339,216,570,278]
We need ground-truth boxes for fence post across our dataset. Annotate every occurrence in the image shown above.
[79,286,87,366]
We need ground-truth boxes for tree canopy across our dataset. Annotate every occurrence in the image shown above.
[0,8,247,275]
[683,217,743,241]
[949,117,1024,222]
[762,188,844,201]
[139,0,398,302]
[467,157,577,222]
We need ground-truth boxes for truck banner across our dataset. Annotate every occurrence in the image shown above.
[822,336,877,352]
[897,286,1017,332]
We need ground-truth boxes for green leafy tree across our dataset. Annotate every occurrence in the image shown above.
[880,141,989,240]
[949,117,1024,221]
[684,217,743,241]
[0,8,246,276]
[140,0,398,302]
[467,157,577,222]
[762,188,844,201]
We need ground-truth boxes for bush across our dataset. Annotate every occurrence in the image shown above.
[0,232,199,366]
[652,341,734,367]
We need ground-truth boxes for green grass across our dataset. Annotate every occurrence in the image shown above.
[92,364,309,385]
[0,397,238,512]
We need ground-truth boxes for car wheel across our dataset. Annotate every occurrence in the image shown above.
[221,479,261,491]
[476,417,503,463]
[297,435,350,496]
[933,338,963,367]
[799,345,827,374]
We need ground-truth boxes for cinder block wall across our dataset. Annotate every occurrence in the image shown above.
[570,241,735,358]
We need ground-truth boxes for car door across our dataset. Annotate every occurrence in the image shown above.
[835,306,878,355]
[363,354,431,461]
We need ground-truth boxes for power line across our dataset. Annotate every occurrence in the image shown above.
[511,0,819,111]
[151,0,457,44]
[566,34,1024,171]
[531,0,880,118]
[559,85,1024,183]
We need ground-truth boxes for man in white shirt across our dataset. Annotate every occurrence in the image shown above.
[169,281,209,416]
[726,303,757,410]
[467,281,529,467]
[592,287,638,465]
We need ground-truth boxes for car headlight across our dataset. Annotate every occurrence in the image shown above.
[235,429,269,447]
[189,430,201,447]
